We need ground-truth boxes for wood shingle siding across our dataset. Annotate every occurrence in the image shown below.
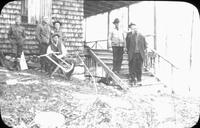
[0,0,84,55]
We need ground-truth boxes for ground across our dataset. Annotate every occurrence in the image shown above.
[0,67,199,128]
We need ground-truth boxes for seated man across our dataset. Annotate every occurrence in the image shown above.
[46,33,70,77]
[47,33,66,58]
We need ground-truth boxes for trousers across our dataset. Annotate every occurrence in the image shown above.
[39,43,48,71]
[128,53,143,81]
[112,46,124,72]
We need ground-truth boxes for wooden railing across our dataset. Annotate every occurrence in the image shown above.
[85,40,108,49]
[146,47,180,84]
[84,40,180,86]
[86,46,128,90]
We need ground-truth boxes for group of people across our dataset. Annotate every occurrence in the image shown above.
[36,16,67,75]
[8,15,67,76]
[109,18,147,86]
[8,15,146,85]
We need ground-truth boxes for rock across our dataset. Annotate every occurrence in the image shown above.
[31,111,65,128]
[6,79,18,85]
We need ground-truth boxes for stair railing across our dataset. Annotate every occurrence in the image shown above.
[146,47,180,84]
[85,40,108,50]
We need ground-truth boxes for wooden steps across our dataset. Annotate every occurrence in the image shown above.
[89,48,161,89]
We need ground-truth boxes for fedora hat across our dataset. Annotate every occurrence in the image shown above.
[53,20,62,26]
[52,33,60,38]
[128,22,136,28]
[113,18,119,24]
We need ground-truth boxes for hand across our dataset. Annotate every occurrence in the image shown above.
[124,48,127,53]
[57,55,63,59]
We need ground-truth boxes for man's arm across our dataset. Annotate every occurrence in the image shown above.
[123,31,127,52]
[46,45,53,54]
[108,31,113,50]
[126,33,130,51]
[22,27,26,38]
[143,36,147,50]
[57,41,67,59]
[35,25,41,43]
[8,26,13,39]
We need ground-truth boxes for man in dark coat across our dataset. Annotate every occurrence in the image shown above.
[126,23,147,85]
[36,16,51,72]
[8,15,25,69]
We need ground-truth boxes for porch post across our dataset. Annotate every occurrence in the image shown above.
[190,9,194,69]
[127,5,130,30]
[154,1,157,50]
[107,11,110,50]
[84,18,87,46]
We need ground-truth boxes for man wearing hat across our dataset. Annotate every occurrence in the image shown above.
[126,23,147,85]
[46,33,67,75]
[51,20,64,41]
[47,33,66,58]
[36,16,51,72]
[108,18,126,74]
[8,15,25,70]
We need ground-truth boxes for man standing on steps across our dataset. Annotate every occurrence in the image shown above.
[126,23,147,85]
[8,15,25,70]
[36,16,51,73]
[108,18,126,75]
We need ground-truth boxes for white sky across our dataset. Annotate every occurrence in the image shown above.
[84,1,200,95]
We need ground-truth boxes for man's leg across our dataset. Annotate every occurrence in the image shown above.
[136,53,143,82]
[13,43,23,70]
[116,47,124,73]
[39,43,46,72]
[112,46,118,72]
[43,44,49,72]
[129,55,137,84]
[17,44,23,58]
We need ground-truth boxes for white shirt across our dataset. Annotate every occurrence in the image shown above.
[109,27,125,47]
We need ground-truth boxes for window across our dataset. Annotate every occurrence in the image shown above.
[21,0,28,23]
[21,0,52,24]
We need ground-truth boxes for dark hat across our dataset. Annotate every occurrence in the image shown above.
[113,18,119,24]
[52,33,60,38]
[128,22,136,28]
[53,20,62,26]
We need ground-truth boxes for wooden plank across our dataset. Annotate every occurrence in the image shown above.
[88,49,128,90]
[45,55,69,73]
[0,51,6,67]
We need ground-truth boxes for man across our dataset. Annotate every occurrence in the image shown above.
[8,15,25,70]
[36,16,51,72]
[108,18,126,74]
[126,23,147,85]
[51,20,63,41]
[46,33,67,76]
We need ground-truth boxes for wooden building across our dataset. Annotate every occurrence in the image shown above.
[0,0,84,55]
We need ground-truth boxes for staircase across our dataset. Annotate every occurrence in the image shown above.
[93,49,129,77]
[90,48,161,87]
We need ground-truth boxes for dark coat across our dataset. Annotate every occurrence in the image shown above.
[126,32,147,61]
[8,24,25,45]
[36,23,51,44]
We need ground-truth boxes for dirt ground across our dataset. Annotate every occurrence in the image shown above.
[0,67,199,128]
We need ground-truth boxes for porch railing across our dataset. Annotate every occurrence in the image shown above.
[85,40,108,50]
[84,40,180,85]
[146,47,179,85]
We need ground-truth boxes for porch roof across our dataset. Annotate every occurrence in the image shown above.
[84,0,139,18]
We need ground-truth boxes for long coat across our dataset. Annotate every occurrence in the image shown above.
[126,32,147,61]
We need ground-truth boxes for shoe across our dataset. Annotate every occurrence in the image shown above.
[137,80,142,86]
[129,79,136,86]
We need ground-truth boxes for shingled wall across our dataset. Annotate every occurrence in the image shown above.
[0,0,84,55]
